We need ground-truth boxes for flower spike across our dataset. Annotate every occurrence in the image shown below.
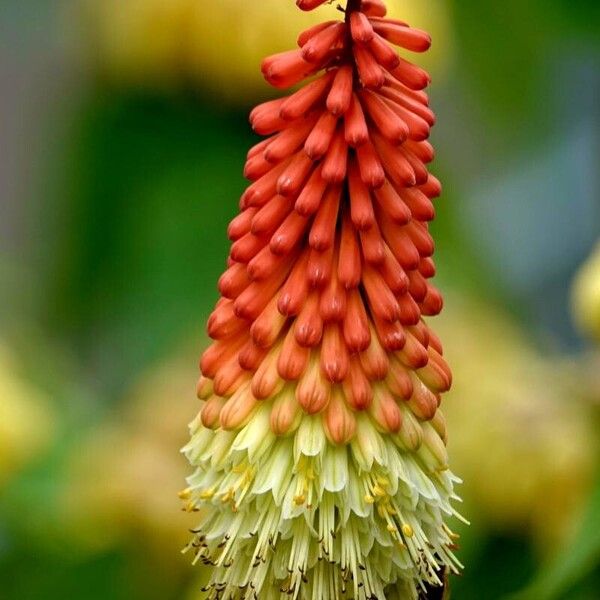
[183,1,463,598]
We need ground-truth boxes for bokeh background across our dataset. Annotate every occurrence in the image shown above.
[1,1,599,599]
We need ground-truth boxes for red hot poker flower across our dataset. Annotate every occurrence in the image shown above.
[182,1,464,598]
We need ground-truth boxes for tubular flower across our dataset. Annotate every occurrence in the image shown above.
[182,0,463,598]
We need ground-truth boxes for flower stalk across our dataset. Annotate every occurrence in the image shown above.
[182,0,464,597]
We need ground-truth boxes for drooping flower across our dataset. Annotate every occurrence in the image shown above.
[182,0,463,597]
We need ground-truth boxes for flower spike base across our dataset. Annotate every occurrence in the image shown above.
[182,0,464,598]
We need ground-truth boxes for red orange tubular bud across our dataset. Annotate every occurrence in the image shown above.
[326,65,354,115]
[324,386,357,444]
[270,386,302,435]
[184,2,462,598]
[344,93,369,146]
[349,11,374,43]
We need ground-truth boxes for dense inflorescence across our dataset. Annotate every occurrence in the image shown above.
[182,0,463,598]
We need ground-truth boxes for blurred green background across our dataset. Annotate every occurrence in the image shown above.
[1,1,599,599]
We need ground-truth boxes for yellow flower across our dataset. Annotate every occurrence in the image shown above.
[61,356,195,560]
[572,241,600,342]
[437,293,598,552]
[0,344,56,487]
